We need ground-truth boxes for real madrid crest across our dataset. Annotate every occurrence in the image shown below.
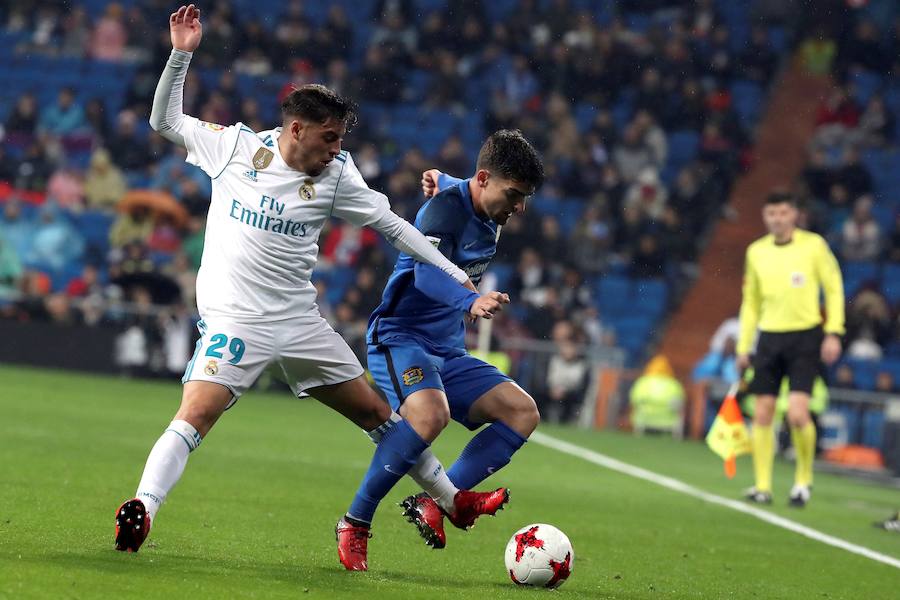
[299,178,316,201]
[204,360,219,376]
[253,147,274,170]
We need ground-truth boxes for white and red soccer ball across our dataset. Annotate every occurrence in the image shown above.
[504,523,574,588]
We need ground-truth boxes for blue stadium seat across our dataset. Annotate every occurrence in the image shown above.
[667,130,700,169]
[633,278,668,318]
[595,275,632,317]
[861,410,885,449]
[845,358,879,391]
[850,70,882,106]
[731,79,763,127]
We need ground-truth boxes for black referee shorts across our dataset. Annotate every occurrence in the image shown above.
[748,326,823,396]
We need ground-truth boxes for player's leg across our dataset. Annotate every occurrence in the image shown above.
[746,333,782,503]
[785,328,821,507]
[116,319,269,552]
[438,354,539,490]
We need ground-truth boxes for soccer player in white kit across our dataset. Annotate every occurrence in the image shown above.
[114,5,505,570]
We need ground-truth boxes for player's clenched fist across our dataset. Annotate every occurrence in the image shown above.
[421,169,442,198]
[469,291,510,320]
[170,4,202,52]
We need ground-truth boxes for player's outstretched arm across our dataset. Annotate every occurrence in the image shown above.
[369,210,470,285]
[149,4,203,147]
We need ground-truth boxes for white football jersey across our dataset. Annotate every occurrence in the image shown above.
[181,117,390,321]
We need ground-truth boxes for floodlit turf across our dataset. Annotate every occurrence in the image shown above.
[1,365,898,599]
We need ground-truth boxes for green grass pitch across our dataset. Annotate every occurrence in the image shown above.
[1,365,898,599]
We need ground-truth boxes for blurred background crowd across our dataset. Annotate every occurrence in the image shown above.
[0,1,899,446]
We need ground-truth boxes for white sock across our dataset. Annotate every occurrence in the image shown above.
[366,412,458,513]
[135,420,201,521]
[407,450,458,513]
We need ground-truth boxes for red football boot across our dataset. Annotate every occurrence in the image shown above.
[446,488,510,529]
[400,493,447,549]
[401,488,510,548]
[335,517,371,571]
[114,498,151,552]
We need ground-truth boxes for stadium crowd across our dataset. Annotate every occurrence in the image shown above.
[0,0,791,417]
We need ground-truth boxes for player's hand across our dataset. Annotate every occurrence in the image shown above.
[170,4,202,52]
[468,291,510,320]
[463,278,477,293]
[821,334,842,365]
[421,169,442,198]
[736,353,751,372]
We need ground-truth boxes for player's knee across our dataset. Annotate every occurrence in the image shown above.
[504,392,540,437]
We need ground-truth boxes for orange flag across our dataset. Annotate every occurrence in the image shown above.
[705,383,752,478]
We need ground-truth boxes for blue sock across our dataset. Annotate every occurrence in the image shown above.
[446,421,527,490]
[347,418,428,524]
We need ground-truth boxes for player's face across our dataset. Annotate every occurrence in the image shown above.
[762,201,798,238]
[291,117,346,176]
[480,171,534,226]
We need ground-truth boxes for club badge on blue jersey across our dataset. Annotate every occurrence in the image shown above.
[402,366,424,386]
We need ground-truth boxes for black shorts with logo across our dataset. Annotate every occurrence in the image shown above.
[748,326,823,396]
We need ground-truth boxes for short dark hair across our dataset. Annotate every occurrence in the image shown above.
[765,190,797,206]
[476,129,545,191]
[281,84,358,131]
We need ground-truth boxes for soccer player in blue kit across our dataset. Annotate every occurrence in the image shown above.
[345,130,545,554]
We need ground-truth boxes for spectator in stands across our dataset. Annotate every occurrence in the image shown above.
[886,213,900,263]
[799,27,836,75]
[835,148,872,199]
[624,167,668,221]
[60,5,90,58]
[90,2,127,61]
[633,110,667,168]
[631,234,667,279]
[107,110,152,172]
[740,26,777,85]
[46,164,85,210]
[834,363,856,389]
[148,215,182,254]
[38,87,87,137]
[630,354,685,437]
[545,321,590,424]
[110,206,153,248]
[84,148,127,211]
[5,93,39,138]
[814,87,860,148]
[356,45,401,103]
[875,371,897,394]
[84,98,111,143]
[841,195,881,262]
[0,231,23,300]
[65,264,101,298]
[14,141,54,192]
[693,332,739,385]
[510,248,549,309]
[25,203,85,273]
[0,200,34,259]
[837,20,887,74]
[857,95,895,148]
[538,215,568,267]
[503,54,540,112]
[802,148,833,202]
[845,286,891,361]
[614,124,655,183]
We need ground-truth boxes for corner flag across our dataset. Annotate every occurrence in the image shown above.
[705,383,752,478]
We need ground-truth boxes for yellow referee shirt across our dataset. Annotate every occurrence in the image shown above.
[737,229,845,355]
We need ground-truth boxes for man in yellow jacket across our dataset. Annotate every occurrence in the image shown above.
[737,192,845,507]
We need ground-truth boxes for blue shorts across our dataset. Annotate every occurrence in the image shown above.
[367,338,512,431]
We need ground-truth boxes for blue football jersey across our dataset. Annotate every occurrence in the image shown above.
[367,178,498,354]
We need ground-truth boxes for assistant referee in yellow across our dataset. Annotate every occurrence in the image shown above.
[736,191,844,508]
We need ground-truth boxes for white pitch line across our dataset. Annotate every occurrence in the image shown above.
[530,431,900,571]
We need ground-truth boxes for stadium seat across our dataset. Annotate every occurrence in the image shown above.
[861,409,885,449]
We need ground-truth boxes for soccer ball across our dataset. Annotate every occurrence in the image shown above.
[504,523,574,588]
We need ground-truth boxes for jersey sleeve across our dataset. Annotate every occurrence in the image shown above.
[332,152,391,227]
[737,246,761,355]
[437,173,464,192]
[815,236,846,335]
[180,116,243,177]
[416,195,463,259]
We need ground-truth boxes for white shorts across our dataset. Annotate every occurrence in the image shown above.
[181,312,364,405]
